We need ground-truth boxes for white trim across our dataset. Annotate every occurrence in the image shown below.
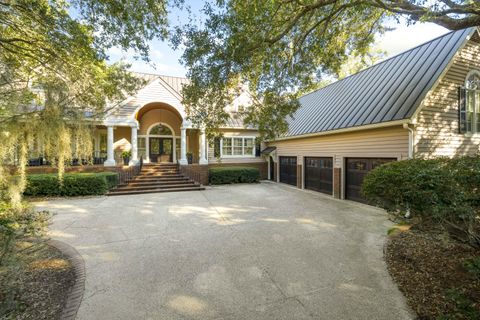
[146,122,176,136]
[465,69,480,87]
[410,28,477,122]
[269,120,408,142]
[220,136,256,158]
[403,123,415,159]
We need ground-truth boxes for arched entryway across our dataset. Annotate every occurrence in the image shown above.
[143,122,179,163]
[136,102,183,163]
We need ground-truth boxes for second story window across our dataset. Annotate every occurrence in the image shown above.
[459,70,480,134]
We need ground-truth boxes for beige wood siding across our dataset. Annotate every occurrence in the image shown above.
[208,129,266,164]
[268,126,409,168]
[414,35,480,157]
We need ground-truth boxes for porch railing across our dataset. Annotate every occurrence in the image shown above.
[179,164,208,185]
[115,156,143,186]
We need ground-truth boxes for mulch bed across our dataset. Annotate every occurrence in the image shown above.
[385,229,480,319]
[0,242,76,319]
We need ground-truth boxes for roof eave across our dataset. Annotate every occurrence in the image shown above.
[269,119,409,142]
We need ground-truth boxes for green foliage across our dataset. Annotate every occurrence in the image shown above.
[362,156,480,247]
[440,289,480,320]
[0,0,170,205]
[464,257,480,280]
[173,1,480,139]
[209,167,260,185]
[122,151,132,158]
[23,173,118,197]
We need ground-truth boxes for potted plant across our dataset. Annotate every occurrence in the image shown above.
[122,150,131,166]
[187,152,193,164]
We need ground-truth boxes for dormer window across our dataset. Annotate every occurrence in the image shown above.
[459,70,480,134]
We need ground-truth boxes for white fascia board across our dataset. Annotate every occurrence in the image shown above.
[268,119,408,142]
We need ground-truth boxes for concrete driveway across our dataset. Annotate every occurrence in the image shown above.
[35,183,412,320]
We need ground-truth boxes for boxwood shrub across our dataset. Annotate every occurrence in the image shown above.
[362,156,480,247]
[24,172,119,197]
[209,167,260,185]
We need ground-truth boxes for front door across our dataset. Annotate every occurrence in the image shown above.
[149,138,173,163]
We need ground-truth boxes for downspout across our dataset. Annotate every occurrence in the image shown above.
[403,123,415,219]
[403,123,415,159]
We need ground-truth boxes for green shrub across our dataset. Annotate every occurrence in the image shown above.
[23,172,119,197]
[209,167,260,185]
[362,156,480,247]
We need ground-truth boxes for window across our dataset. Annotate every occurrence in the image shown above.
[149,124,172,136]
[460,71,480,134]
[221,137,256,157]
[222,138,232,156]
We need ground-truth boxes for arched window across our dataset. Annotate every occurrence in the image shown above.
[459,71,480,134]
[466,71,480,90]
[149,124,172,136]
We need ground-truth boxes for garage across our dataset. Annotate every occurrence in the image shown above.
[345,158,396,203]
[304,157,333,195]
[279,156,297,186]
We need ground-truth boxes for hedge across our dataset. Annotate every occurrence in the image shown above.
[209,167,260,185]
[362,156,480,247]
[24,172,119,197]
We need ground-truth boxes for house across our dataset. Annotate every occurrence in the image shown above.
[92,73,267,178]
[26,27,480,202]
[265,27,480,203]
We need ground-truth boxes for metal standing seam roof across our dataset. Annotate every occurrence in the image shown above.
[282,27,475,138]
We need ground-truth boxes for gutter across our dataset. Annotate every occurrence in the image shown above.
[268,119,408,142]
[403,123,415,159]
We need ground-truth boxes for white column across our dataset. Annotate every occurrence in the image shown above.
[172,136,177,163]
[104,125,116,166]
[129,125,138,165]
[179,127,188,165]
[199,128,208,165]
[145,137,150,163]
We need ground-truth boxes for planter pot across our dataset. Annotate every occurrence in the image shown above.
[123,157,130,166]
[187,154,193,164]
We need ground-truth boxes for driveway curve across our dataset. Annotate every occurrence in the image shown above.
[35,183,412,320]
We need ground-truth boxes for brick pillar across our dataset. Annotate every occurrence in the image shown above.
[297,164,302,189]
[333,167,342,199]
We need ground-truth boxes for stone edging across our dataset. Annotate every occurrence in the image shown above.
[48,239,86,320]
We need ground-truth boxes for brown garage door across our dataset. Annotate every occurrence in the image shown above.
[345,158,396,203]
[304,157,333,195]
[279,156,297,186]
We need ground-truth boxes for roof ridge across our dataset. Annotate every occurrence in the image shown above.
[131,70,188,80]
[300,27,473,100]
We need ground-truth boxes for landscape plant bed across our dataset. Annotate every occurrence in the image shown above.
[386,228,480,319]
[0,241,75,319]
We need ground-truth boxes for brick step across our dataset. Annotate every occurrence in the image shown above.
[114,182,201,192]
[135,173,184,180]
[107,186,205,196]
[143,164,178,168]
[123,180,196,188]
[130,177,190,182]
[140,169,180,174]
[136,173,182,177]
